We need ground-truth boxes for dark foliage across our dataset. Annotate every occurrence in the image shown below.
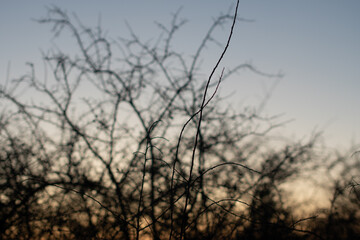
[0,1,359,239]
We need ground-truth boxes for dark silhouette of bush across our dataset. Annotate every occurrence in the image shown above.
[1,1,359,239]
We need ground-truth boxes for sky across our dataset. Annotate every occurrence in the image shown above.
[1,0,359,150]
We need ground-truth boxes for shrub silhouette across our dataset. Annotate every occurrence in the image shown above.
[1,1,359,239]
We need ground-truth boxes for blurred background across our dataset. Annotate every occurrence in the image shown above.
[1,1,360,239]
[1,0,359,150]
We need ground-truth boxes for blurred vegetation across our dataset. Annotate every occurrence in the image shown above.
[1,2,359,239]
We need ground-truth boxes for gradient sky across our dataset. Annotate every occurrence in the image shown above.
[1,0,359,150]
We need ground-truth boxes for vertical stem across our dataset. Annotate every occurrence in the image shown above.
[179,1,240,239]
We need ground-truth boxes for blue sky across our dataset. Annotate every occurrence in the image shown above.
[1,0,359,149]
